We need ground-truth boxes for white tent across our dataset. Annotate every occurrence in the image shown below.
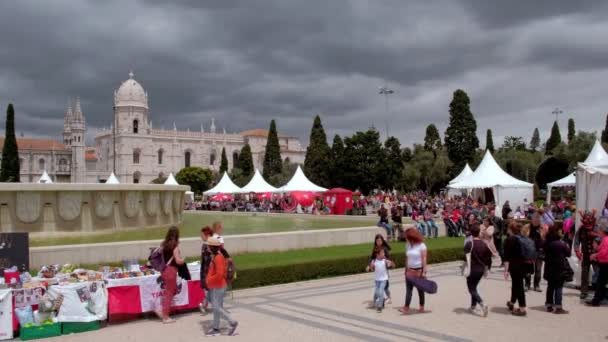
[546,140,608,202]
[106,172,120,184]
[447,164,473,198]
[275,166,328,193]
[449,150,533,208]
[37,170,53,184]
[164,173,179,185]
[236,169,277,193]
[204,172,241,195]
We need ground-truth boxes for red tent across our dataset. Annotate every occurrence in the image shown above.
[324,188,353,215]
[289,191,317,207]
[210,193,234,202]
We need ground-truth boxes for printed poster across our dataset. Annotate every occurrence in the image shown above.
[138,276,189,312]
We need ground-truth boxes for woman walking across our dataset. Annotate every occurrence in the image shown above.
[504,222,527,316]
[369,234,392,304]
[156,226,185,324]
[543,225,571,314]
[400,228,427,314]
[464,224,492,317]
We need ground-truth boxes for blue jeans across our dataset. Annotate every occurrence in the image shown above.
[209,288,237,330]
[374,280,387,308]
[416,222,427,236]
[425,220,438,238]
[546,280,564,308]
[379,222,392,238]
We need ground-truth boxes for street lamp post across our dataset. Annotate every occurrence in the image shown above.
[551,107,563,122]
[379,86,394,140]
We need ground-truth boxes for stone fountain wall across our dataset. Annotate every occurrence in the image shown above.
[0,184,189,233]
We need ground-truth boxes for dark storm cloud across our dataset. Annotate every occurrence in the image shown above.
[0,0,607,147]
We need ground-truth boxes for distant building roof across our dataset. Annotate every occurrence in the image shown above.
[239,129,290,138]
[0,137,69,151]
[85,150,97,161]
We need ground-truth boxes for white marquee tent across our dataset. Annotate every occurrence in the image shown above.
[275,166,328,193]
[547,140,608,202]
[37,170,53,183]
[448,150,533,208]
[164,173,179,185]
[236,169,277,193]
[106,172,120,184]
[447,164,473,198]
[204,172,241,195]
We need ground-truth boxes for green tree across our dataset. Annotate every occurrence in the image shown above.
[545,121,562,154]
[423,124,442,152]
[500,136,526,151]
[304,115,331,188]
[0,103,20,182]
[401,147,413,162]
[262,119,283,182]
[444,89,479,172]
[219,147,229,174]
[553,130,597,170]
[530,128,541,152]
[268,158,299,187]
[602,113,608,144]
[238,144,254,178]
[485,129,495,153]
[567,118,575,144]
[176,166,213,195]
[495,149,543,184]
[329,134,345,188]
[341,129,385,194]
[399,145,452,193]
[382,136,403,190]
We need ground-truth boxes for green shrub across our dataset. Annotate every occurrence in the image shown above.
[232,247,463,290]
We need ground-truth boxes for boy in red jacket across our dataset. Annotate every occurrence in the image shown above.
[205,237,238,336]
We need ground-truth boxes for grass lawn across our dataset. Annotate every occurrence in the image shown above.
[30,212,379,247]
[223,237,464,270]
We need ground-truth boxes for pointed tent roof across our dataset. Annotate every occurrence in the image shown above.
[449,150,533,189]
[547,140,608,188]
[106,172,120,184]
[449,164,473,184]
[583,139,608,166]
[204,172,241,195]
[37,170,53,183]
[236,169,277,193]
[164,173,179,185]
[275,166,328,192]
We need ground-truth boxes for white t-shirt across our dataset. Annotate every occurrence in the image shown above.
[212,233,225,245]
[406,242,427,269]
[373,259,389,281]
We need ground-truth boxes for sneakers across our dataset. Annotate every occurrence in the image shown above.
[398,306,409,314]
[580,292,588,300]
[228,322,239,336]
[511,309,527,316]
[205,329,221,337]
[506,301,514,312]
[546,306,554,313]
[554,308,569,314]
[376,307,382,313]
[481,305,489,317]
[385,297,392,305]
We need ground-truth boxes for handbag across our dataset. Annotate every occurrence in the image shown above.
[560,258,574,282]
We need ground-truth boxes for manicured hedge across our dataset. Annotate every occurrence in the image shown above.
[232,247,463,290]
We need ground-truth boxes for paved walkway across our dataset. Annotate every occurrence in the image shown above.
[51,262,606,342]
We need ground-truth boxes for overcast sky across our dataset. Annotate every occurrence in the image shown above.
[1,0,607,147]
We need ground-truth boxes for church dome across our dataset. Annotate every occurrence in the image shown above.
[114,71,148,108]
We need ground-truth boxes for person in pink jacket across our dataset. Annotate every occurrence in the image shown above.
[588,224,608,306]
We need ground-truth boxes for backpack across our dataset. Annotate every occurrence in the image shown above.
[148,247,172,272]
[516,235,537,260]
[225,258,237,285]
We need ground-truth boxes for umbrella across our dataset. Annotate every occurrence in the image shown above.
[256,192,278,200]
[210,193,234,202]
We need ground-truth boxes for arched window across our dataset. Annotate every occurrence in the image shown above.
[133,149,140,164]
[133,120,139,134]
[210,151,216,166]
[158,149,164,165]
[133,171,141,184]
[38,158,45,171]
[185,151,191,168]
[233,151,239,168]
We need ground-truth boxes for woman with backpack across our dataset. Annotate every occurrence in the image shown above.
[543,225,571,314]
[156,226,185,324]
[205,237,238,336]
[503,222,528,316]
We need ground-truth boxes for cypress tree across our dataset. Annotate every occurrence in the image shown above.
[219,147,229,174]
[530,128,540,152]
[444,89,479,171]
[545,121,562,154]
[567,118,575,144]
[330,134,345,188]
[601,113,608,144]
[423,124,442,152]
[304,115,331,188]
[485,129,494,153]
[262,119,283,182]
[238,144,254,178]
[0,103,20,182]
